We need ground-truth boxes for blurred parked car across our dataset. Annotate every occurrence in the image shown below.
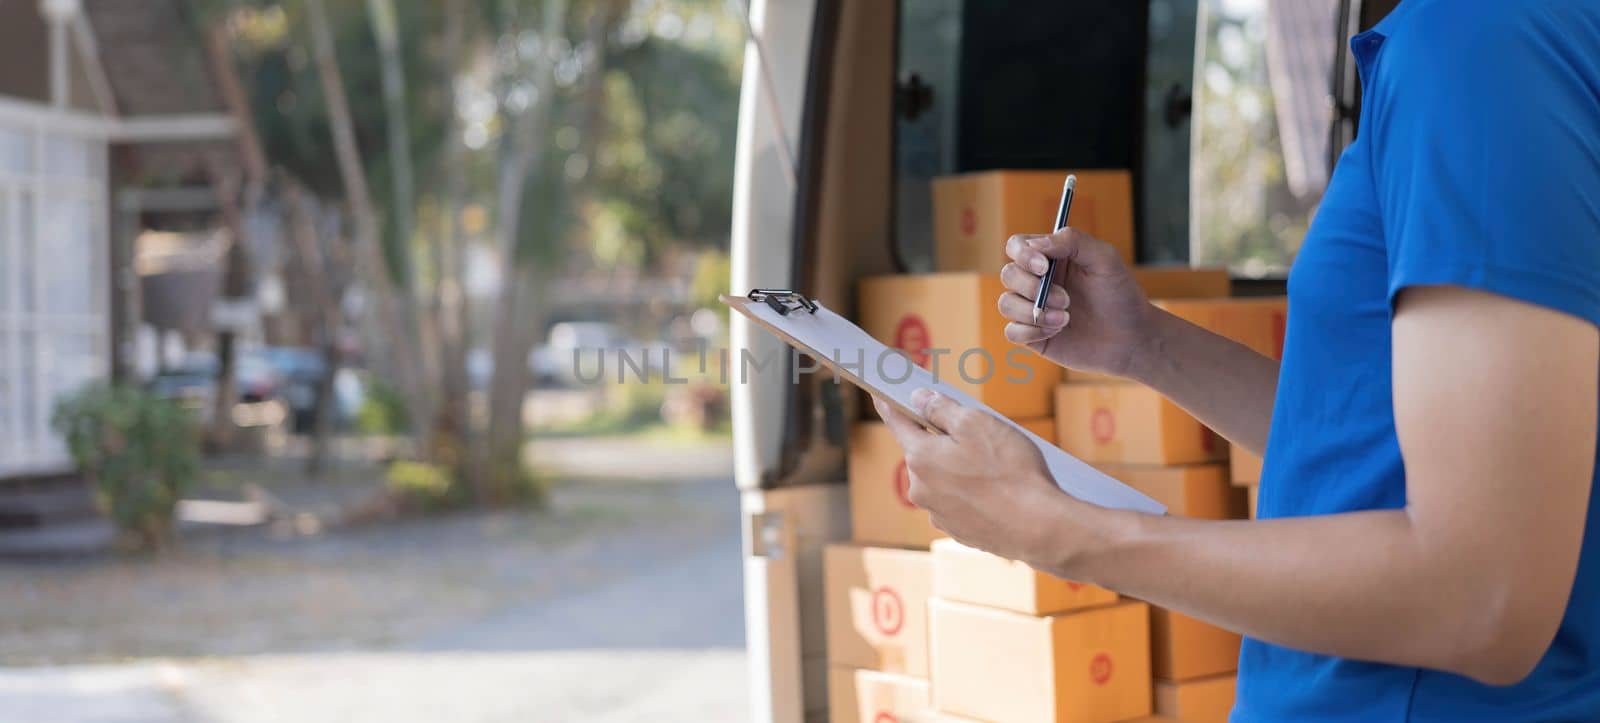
[536,321,672,387]
[469,323,676,391]
[147,352,284,424]
[243,347,328,434]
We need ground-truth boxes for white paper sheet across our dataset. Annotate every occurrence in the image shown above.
[739,299,1166,515]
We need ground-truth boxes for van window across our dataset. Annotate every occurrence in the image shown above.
[893,2,1151,269]
[1191,0,1339,277]
[893,0,963,273]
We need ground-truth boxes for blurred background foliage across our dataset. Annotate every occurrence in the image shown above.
[171,0,746,511]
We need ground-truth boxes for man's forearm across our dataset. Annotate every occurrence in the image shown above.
[1051,505,1520,684]
[1123,307,1280,453]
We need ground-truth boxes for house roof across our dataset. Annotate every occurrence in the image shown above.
[81,0,237,184]
[82,0,225,117]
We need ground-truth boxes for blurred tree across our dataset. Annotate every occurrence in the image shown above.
[204,0,743,504]
[441,0,741,500]
[591,26,739,265]
[215,0,464,468]
[474,0,629,502]
[305,0,436,460]
[431,0,475,480]
[1191,0,1316,276]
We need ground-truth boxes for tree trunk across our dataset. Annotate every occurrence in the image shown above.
[200,22,272,453]
[365,0,417,288]
[472,0,630,503]
[472,0,569,502]
[306,0,435,460]
[204,168,249,451]
[284,183,345,475]
[432,0,473,482]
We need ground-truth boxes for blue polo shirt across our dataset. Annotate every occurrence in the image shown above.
[1236,1,1600,721]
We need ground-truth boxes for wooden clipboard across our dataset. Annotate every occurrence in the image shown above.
[721,290,1168,515]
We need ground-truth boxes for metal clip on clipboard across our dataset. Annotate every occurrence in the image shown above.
[747,288,818,316]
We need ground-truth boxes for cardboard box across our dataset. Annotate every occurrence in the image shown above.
[930,598,1152,723]
[1156,298,1288,360]
[1020,416,1056,444]
[828,666,936,723]
[931,169,1134,272]
[1155,674,1237,723]
[1134,267,1232,299]
[931,538,1116,616]
[849,422,943,548]
[1056,383,1224,465]
[1230,442,1262,486]
[1248,486,1258,519]
[1150,607,1241,681]
[850,419,1052,548]
[859,273,1060,419]
[1097,464,1233,520]
[825,544,933,676]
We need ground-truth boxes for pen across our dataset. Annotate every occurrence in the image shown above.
[1033,174,1076,324]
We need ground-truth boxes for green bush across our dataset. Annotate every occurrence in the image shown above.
[357,378,410,436]
[386,459,546,512]
[51,383,199,551]
[385,460,460,512]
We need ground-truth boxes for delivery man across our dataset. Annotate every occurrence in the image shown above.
[873,1,1600,720]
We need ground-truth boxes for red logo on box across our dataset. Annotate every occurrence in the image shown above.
[894,315,932,369]
[1090,408,1115,444]
[873,713,898,723]
[872,586,905,636]
[892,460,916,509]
[960,206,976,236]
[1090,652,1114,685]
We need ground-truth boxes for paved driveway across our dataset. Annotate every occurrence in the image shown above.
[0,437,748,722]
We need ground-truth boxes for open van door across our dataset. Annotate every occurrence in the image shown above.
[729,1,900,720]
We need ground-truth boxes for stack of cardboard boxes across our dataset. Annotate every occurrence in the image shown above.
[828,169,1288,721]
[826,170,1145,722]
[1055,296,1286,723]
[1224,300,1285,518]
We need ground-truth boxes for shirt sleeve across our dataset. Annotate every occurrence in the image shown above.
[1367,2,1600,325]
